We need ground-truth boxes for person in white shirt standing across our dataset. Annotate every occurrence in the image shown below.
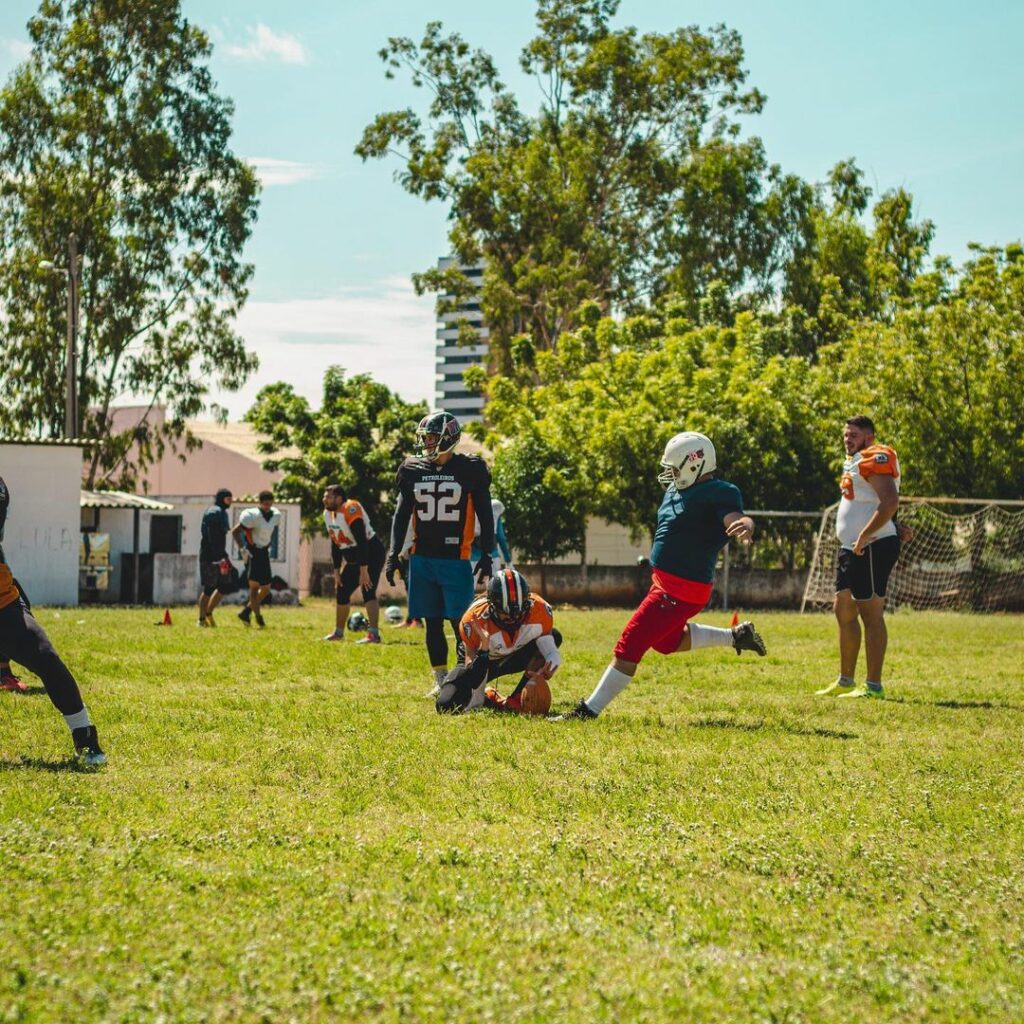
[817,415,904,700]
[231,490,282,628]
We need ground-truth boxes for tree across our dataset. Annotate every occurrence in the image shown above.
[357,0,808,369]
[483,304,836,546]
[245,367,428,537]
[817,245,1024,499]
[0,0,259,487]
[491,431,587,590]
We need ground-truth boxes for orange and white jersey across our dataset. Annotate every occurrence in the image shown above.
[459,593,555,661]
[836,444,900,549]
[324,500,375,548]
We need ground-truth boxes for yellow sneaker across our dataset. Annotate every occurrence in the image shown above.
[837,684,885,700]
[814,679,856,697]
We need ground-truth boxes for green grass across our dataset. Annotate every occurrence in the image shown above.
[2,602,1022,1023]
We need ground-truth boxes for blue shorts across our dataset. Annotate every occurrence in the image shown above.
[408,555,474,621]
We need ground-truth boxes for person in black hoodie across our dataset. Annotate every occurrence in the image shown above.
[0,475,106,765]
[197,487,233,627]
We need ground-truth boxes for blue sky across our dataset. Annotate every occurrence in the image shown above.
[2,0,1022,418]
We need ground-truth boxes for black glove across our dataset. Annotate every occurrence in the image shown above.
[473,550,493,583]
[385,551,400,587]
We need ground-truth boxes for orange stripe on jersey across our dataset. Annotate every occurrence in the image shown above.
[0,564,20,611]
[857,444,899,480]
[460,493,475,560]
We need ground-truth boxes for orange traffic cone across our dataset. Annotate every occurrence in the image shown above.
[730,611,739,627]
[155,608,172,626]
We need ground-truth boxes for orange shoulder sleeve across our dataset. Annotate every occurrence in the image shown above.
[858,445,899,479]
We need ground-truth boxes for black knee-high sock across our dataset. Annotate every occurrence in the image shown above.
[425,617,448,667]
[449,617,465,664]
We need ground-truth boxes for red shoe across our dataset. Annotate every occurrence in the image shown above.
[483,686,522,712]
[1,672,27,693]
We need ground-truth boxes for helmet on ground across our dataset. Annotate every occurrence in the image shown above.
[347,611,369,632]
[416,410,461,462]
[487,568,532,632]
[657,432,716,491]
[384,605,404,625]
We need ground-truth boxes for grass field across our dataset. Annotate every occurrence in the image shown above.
[1,602,1022,1023]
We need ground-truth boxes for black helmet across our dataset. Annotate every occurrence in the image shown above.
[486,568,532,632]
[416,410,461,462]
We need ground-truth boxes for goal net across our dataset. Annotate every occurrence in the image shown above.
[801,499,1024,612]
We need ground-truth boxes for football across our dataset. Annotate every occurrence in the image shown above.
[519,676,552,716]
[384,605,404,625]
[347,611,369,632]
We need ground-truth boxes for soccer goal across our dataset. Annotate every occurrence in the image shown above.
[801,498,1024,612]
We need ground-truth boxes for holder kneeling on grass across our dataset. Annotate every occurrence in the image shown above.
[436,568,560,715]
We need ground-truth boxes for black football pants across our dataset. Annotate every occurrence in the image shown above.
[0,600,85,715]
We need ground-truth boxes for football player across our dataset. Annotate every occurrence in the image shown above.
[197,487,233,627]
[436,568,561,715]
[816,415,903,699]
[231,490,282,628]
[322,485,386,644]
[0,476,106,764]
[385,410,494,693]
[558,432,766,720]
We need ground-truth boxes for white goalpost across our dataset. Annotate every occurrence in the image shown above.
[801,498,1024,612]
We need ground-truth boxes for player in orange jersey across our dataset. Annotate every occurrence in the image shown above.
[435,568,561,715]
[816,415,907,699]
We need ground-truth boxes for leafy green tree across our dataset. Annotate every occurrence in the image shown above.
[818,244,1024,499]
[483,305,836,547]
[491,431,587,591]
[0,0,259,487]
[245,367,428,536]
[357,0,810,368]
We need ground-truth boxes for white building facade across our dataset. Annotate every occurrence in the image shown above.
[435,258,489,423]
[0,441,83,606]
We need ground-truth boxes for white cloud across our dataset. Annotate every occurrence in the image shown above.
[3,39,32,62]
[224,24,309,65]
[246,157,320,188]
[208,277,439,419]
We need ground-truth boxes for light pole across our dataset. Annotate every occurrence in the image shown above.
[39,232,81,439]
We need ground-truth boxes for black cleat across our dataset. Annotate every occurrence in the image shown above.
[238,606,252,626]
[554,699,598,721]
[731,621,767,656]
[253,610,266,628]
[72,725,107,767]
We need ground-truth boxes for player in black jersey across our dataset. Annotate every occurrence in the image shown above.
[386,411,495,693]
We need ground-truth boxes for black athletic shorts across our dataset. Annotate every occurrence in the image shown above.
[336,536,386,604]
[199,560,222,596]
[248,546,272,586]
[836,535,900,600]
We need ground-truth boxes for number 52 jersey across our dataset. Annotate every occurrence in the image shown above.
[394,453,492,560]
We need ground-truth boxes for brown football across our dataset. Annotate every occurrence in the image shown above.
[519,676,552,716]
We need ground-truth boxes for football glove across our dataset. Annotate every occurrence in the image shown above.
[473,551,493,583]
[218,558,231,575]
[384,551,400,586]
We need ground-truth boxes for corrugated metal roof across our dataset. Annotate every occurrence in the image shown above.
[81,490,174,511]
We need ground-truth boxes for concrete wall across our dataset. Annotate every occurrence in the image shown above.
[516,563,809,609]
[0,443,82,605]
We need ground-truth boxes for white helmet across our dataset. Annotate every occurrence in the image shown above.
[657,432,716,490]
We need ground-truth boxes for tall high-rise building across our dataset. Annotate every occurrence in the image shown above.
[434,258,488,422]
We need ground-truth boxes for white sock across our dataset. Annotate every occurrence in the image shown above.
[63,706,92,732]
[584,665,633,714]
[687,623,733,650]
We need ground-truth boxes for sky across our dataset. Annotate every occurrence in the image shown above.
[2,0,1023,419]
